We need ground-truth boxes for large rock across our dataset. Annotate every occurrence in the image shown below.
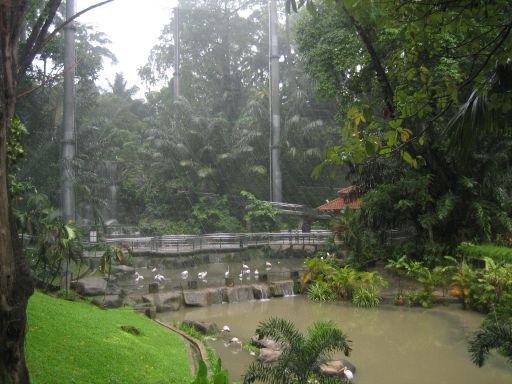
[251,337,284,350]
[183,288,222,307]
[319,360,356,376]
[222,286,254,303]
[156,291,183,312]
[252,285,270,300]
[141,292,184,312]
[258,348,282,363]
[269,280,294,297]
[182,320,219,335]
[74,277,107,296]
[91,295,123,308]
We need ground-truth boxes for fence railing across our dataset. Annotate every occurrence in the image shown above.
[85,230,332,254]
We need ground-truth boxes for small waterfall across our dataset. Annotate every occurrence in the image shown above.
[282,281,294,297]
[252,285,270,300]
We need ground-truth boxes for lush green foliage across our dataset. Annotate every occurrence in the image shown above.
[192,196,243,233]
[16,1,342,234]
[352,286,380,308]
[386,255,456,307]
[458,243,512,264]
[469,319,512,367]
[307,281,336,302]
[190,359,229,384]
[291,0,512,266]
[243,317,351,383]
[451,258,512,312]
[241,191,280,232]
[302,257,386,306]
[17,193,83,290]
[26,292,192,383]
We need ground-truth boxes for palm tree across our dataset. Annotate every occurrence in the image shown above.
[469,322,512,367]
[243,317,352,384]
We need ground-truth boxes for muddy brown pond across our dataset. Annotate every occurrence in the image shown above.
[159,296,512,384]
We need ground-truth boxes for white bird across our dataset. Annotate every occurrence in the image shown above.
[151,267,157,272]
[134,272,144,283]
[265,261,272,268]
[221,325,231,333]
[229,337,242,346]
[342,367,354,382]
[198,271,208,280]
[225,266,230,279]
[180,270,189,280]
[154,274,166,282]
[242,264,249,270]
[254,269,259,276]
[243,268,251,275]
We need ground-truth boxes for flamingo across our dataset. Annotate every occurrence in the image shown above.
[180,270,189,280]
[134,272,144,283]
[198,271,208,280]
[154,274,166,282]
[229,337,243,347]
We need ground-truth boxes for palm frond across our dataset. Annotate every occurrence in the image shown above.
[469,323,512,367]
[255,317,303,346]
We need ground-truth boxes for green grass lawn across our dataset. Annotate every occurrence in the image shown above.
[26,292,193,384]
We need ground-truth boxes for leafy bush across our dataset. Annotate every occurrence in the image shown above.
[451,258,512,312]
[407,289,434,308]
[352,286,380,308]
[307,281,336,302]
[192,196,243,233]
[191,358,228,384]
[458,242,512,264]
[241,190,279,232]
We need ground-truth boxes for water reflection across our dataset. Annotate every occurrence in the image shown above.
[159,296,512,384]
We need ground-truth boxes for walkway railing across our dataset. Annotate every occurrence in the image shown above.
[90,230,332,254]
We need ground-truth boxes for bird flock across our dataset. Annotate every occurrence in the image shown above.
[133,260,274,286]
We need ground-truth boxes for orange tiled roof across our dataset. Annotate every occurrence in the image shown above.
[317,197,361,211]
[337,185,358,195]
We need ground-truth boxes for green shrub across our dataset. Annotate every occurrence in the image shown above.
[458,242,512,264]
[307,281,336,302]
[407,289,434,308]
[352,286,381,308]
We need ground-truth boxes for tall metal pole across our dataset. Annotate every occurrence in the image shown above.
[62,0,76,222]
[174,6,180,99]
[269,0,282,202]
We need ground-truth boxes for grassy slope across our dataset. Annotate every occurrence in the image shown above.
[26,292,193,384]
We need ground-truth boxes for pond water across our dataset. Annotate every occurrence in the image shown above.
[159,296,512,384]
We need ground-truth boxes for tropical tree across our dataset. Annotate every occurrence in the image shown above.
[243,317,352,384]
[0,1,111,381]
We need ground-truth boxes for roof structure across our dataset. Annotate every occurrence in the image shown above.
[317,185,362,211]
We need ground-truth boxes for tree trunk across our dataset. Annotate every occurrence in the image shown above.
[1,2,35,382]
[0,73,35,384]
